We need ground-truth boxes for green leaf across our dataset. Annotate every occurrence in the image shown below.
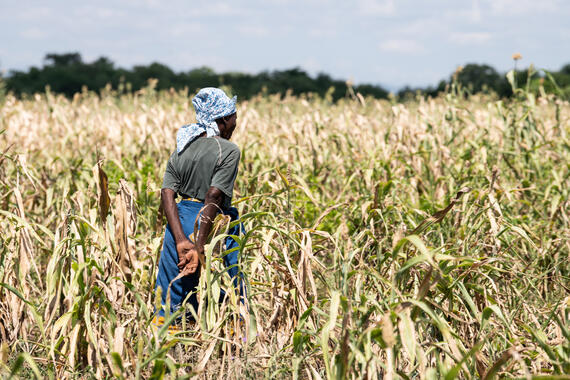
[444,341,484,380]
[111,352,125,377]
[398,310,416,364]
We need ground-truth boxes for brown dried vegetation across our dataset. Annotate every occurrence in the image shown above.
[0,83,569,379]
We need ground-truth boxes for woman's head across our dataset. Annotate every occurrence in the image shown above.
[192,87,236,127]
[215,112,237,140]
[176,88,238,152]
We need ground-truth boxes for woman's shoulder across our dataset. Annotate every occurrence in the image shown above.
[204,137,240,155]
[191,137,240,160]
[218,138,240,153]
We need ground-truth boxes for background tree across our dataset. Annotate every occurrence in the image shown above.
[455,63,511,96]
[4,52,568,100]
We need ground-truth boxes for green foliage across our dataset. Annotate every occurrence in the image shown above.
[0,72,6,104]
[455,63,510,96]
[398,62,570,100]
[7,53,570,102]
[5,53,389,102]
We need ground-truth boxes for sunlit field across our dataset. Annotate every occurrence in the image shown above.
[0,82,568,379]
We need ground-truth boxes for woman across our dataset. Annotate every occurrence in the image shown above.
[155,87,243,324]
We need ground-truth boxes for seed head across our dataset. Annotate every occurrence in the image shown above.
[512,53,522,61]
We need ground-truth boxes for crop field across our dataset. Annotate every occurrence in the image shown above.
[0,82,569,379]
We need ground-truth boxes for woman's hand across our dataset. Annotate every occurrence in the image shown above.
[176,240,199,275]
[181,249,200,276]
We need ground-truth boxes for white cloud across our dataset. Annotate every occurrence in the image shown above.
[236,25,269,38]
[471,0,482,22]
[484,0,561,14]
[449,32,492,45]
[443,1,483,24]
[393,18,442,37]
[20,28,47,40]
[358,0,396,15]
[259,0,291,4]
[18,7,53,20]
[379,39,426,54]
[187,2,245,17]
[308,27,336,38]
[72,6,127,22]
[167,23,202,38]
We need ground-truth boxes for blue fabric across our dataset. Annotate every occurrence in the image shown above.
[176,88,237,153]
[155,200,245,318]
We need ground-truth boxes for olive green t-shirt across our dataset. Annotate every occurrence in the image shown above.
[161,137,240,209]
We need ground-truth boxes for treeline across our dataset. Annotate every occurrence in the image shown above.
[399,63,570,99]
[2,52,570,100]
[3,53,387,101]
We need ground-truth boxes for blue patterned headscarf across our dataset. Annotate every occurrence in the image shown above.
[176,87,237,153]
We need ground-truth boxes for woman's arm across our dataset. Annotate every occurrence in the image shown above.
[195,186,224,254]
[161,188,186,243]
[161,188,198,273]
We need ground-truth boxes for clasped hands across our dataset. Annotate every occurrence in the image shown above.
[176,239,202,276]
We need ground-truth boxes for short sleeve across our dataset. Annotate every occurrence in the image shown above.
[210,147,240,198]
[161,154,181,193]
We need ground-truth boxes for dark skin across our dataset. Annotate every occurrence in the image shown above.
[161,112,238,276]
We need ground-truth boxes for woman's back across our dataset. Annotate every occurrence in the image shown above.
[162,137,241,209]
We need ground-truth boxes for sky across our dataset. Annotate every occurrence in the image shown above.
[1,0,569,90]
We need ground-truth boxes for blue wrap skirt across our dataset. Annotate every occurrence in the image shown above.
[155,200,244,318]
